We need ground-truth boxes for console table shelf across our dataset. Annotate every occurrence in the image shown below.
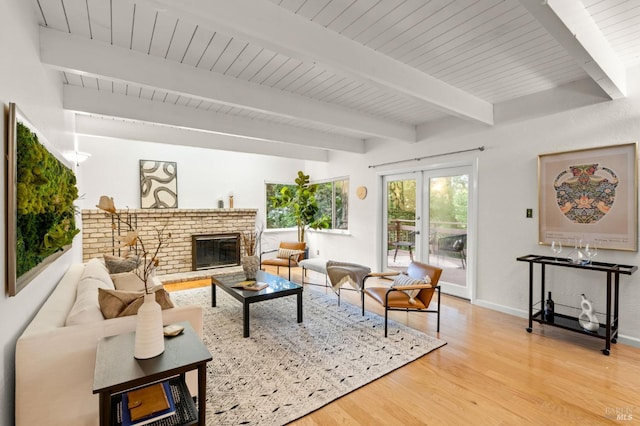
[517,255,636,355]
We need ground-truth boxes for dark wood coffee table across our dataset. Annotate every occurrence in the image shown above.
[211,270,303,337]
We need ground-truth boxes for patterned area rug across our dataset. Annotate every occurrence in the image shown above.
[171,286,446,425]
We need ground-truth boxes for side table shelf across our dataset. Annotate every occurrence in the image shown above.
[517,255,636,355]
[93,322,212,426]
[111,377,198,426]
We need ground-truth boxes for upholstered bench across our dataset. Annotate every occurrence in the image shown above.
[299,258,328,286]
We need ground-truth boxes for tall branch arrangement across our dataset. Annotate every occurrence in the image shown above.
[242,224,264,256]
[96,196,171,294]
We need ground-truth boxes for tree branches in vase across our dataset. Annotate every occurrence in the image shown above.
[241,224,263,280]
[96,195,171,294]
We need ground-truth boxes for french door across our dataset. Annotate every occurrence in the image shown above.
[382,165,474,300]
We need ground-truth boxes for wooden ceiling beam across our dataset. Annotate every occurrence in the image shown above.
[519,0,626,99]
[143,0,494,125]
[64,85,365,153]
[40,27,414,142]
[75,115,329,162]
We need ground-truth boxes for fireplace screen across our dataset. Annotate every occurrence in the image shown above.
[192,233,240,270]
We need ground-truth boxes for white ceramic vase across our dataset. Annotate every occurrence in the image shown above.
[134,292,165,359]
[578,294,600,332]
[242,255,260,280]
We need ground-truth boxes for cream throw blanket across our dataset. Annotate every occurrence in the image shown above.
[326,260,371,293]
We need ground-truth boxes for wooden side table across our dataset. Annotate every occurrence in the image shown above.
[93,322,212,425]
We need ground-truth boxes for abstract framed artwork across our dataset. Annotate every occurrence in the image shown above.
[5,103,79,296]
[538,143,638,251]
[140,160,178,208]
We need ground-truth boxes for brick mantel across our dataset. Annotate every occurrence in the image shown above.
[82,208,258,275]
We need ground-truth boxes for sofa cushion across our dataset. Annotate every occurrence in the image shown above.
[392,273,430,304]
[65,278,109,325]
[104,253,139,274]
[82,257,114,288]
[111,272,146,292]
[98,287,174,319]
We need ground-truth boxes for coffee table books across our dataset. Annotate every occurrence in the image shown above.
[231,281,268,291]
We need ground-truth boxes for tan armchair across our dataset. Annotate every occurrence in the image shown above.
[362,261,443,337]
[260,241,306,281]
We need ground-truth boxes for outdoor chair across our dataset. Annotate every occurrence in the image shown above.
[362,261,442,337]
[436,234,467,269]
[260,241,306,281]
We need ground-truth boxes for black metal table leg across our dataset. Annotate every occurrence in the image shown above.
[243,301,250,337]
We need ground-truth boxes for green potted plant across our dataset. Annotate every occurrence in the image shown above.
[270,171,330,244]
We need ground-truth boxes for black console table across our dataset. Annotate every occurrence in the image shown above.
[517,255,636,355]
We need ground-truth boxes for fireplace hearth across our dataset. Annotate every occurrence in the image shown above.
[192,233,241,270]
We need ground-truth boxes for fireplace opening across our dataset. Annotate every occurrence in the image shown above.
[192,233,241,270]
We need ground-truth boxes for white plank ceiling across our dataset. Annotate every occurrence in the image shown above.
[32,0,640,160]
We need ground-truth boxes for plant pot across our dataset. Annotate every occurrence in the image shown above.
[242,255,260,280]
[134,292,165,359]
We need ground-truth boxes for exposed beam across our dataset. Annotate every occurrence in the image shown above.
[519,0,626,99]
[63,85,365,153]
[40,27,414,142]
[145,0,494,126]
[75,115,328,162]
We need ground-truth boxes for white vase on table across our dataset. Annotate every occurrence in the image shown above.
[134,292,165,359]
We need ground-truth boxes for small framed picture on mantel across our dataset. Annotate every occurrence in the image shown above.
[538,143,638,251]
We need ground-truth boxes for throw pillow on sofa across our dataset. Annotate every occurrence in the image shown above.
[104,253,139,274]
[110,271,146,292]
[98,287,174,319]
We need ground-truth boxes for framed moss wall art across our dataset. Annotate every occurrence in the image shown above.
[538,143,638,251]
[5,103,80,296]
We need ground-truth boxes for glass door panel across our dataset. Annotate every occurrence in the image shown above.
[426,169,470,299]
[383,175,419,271]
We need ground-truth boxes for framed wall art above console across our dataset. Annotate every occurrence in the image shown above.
[538,143,638,251]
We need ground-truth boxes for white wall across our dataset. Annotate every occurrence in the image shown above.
[307,74,640,346]
[0,1,79,425]
[76,134,307,251]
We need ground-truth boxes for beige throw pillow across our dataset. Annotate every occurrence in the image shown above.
[110,272,146,292]
[277,248,300,260]
[392,273,431,304]
[98,287,174,319]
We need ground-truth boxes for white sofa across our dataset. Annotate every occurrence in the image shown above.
[15,260,204,426]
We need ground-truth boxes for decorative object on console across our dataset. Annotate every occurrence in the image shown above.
[96,195,172,358]
[5,103,80,296]
[544,291,555,323]
[567,239,589,265]
[579,293,599,332]
[140,159,178,209]
[538,143,637,251]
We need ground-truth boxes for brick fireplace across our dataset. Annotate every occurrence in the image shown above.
[82,208,258,275]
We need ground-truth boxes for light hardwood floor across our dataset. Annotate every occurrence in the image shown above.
[177,267,640,424]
